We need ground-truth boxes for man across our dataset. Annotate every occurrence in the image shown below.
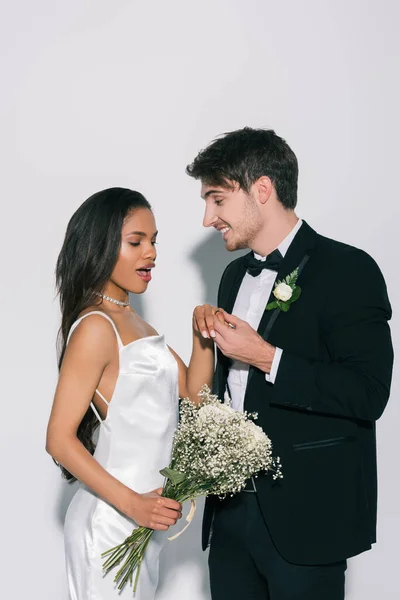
[186,127,393,600]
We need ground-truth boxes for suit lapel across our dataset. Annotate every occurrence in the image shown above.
[214,255,248,397]
[245,221,318,392]
[222,255,248,313]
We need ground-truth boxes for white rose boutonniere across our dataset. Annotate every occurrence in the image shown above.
[266,268,301,312]
[273,282,293,302]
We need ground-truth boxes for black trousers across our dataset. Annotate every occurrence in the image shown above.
[208,492,346,600]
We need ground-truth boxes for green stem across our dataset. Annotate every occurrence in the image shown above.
[102,527,154,592]
[102,479,215,591]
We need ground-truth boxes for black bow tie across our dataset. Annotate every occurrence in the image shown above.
[244,249,283,277]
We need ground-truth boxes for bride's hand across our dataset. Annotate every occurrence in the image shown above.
[125,488,182,530]
[193,304,226,339]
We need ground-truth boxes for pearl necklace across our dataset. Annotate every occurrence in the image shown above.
[95,292,129,307]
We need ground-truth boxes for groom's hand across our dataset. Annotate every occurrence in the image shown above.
[214,310,276,373]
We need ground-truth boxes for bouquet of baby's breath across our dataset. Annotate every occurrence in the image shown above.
[102,384,282,593]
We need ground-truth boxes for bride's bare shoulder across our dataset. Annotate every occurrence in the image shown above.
[67,310,117,352]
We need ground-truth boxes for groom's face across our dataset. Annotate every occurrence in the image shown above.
[201,181,262,251]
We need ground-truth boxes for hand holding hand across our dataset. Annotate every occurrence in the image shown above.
[213,309,276,372]
[192,304,226,339]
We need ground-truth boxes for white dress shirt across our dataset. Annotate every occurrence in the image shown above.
[227,219,303,412]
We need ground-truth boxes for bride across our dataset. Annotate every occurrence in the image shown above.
[46,187,218,599]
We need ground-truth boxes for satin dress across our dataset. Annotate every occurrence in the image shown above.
[64,311,179,599]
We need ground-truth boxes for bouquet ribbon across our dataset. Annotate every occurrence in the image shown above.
[167,499,196,541]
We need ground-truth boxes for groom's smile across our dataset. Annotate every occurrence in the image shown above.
[200,181,263,252]
[214,223,232,240]
[219,226,231,240]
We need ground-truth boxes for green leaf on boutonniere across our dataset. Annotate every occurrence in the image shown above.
[279,301,290,312]
[288,286,302,303]
[284,268,299,287]
[266,301,278,311]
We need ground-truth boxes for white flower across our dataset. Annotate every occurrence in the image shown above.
[171,384,283,497]
[273,282,293,302]
[197,403,233,423]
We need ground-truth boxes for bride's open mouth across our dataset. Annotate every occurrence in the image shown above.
[136,268,152,282]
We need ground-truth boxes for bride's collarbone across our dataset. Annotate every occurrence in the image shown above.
[106,309,158,346]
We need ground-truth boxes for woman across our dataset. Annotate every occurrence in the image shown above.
[46,187,217,599]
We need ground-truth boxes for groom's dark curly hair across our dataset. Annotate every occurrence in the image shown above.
[186,127,298,209]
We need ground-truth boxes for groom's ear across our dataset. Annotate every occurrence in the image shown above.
[253,176,273,205]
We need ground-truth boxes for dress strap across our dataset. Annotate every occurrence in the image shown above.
[66,312,121,423]
[90,401,103,424]
[66,311,124,349]
[94,389,109,406]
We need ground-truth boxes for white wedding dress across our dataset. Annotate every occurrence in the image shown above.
[64,311,179,600]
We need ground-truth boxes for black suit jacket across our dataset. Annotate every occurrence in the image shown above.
[202,222,393,565]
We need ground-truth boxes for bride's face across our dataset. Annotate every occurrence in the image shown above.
[109,208,158,295]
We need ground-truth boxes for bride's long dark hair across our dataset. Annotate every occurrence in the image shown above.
[55,187,152,481]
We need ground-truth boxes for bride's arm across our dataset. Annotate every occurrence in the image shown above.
[46,316,181,529]
[169,304,221,404]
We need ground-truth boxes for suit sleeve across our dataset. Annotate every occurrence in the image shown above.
[271,250,393,422]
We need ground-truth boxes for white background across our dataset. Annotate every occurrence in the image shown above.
[1,1,399,599]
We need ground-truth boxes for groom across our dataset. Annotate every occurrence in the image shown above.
[186,127,393,600]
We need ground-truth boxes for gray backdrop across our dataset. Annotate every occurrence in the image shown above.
[1,1,398,599]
